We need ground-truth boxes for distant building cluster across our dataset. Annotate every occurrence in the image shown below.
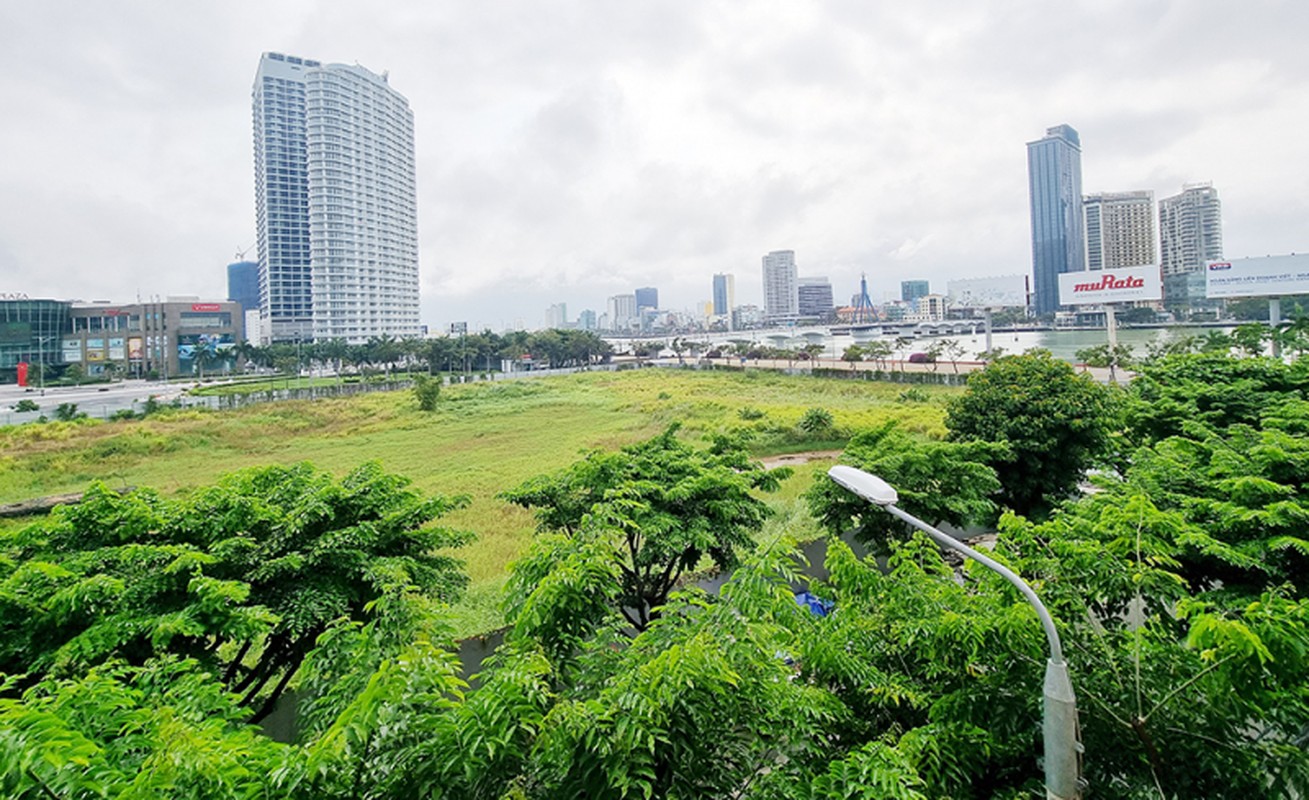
[1027,123,1225,318]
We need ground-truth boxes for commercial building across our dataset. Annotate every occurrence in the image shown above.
[0,298,242,383]
[576,309,597,331]
[252,52,420,344]
[762,250,798,322]
[67,300,244,379]
[900,280,930,303]
[1159,184,1223,312]
[634,287,658,311]
[797,277,834,319]
[712,273,735,317]
[1084,191,1155,270]
[1027,124,1086,316]
[0,298,72,385]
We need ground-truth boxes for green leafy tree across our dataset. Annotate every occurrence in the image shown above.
[841,344,864,370]
[0,461,472,721]
[806,421,1003,551]
[944,351,1121,517]
[1231,322,1271,357]
[867,341,896,369]
[501,426,790,631]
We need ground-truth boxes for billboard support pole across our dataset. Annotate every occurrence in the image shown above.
[1105,304,1117,349]
[983,308,993,353]
[1270,297,1282,358]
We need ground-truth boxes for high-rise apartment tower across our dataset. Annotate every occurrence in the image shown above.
[1084,191,1155,270]
[252,52,420,344]
[1158,184,1223,312]
[761,250,798,322]
[1027,124,1085,316]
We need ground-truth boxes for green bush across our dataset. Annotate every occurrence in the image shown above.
[53,403,84,422]
[798,407,835,435]
[737,406,766,420]
[413,375,441,411]
[12,399,39,413]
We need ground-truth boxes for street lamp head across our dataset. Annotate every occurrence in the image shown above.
[827,465,898,506]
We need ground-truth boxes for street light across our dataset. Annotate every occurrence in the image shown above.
[35,336,54,396]
[827,465,1083,800]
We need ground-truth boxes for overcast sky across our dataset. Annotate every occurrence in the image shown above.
[2,1,1306,330]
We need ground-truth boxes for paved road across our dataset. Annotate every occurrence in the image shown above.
[0,379,192,425]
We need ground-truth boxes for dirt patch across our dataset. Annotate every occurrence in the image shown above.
[759,450,843,469]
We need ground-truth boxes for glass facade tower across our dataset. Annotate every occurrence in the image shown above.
[253,53,317,343]
[253,52,420,344]
[1027,125,1085,316]
[712,273,734,317]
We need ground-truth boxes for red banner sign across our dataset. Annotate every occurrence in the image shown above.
[190,303,221,312]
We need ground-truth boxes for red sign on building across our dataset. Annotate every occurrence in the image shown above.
[190,303,221,312]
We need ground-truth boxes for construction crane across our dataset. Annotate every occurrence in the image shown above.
[234,243,254,261]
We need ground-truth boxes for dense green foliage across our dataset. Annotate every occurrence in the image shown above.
[805,421,1003,550]
[502,426,790,631]
[4,351,1309,798]
[0,462,471,722]
[945,351,1121,517]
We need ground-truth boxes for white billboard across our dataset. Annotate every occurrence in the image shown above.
[1205,254,1309,299]
[947,275,1028,309]
[1058,265,1162,306]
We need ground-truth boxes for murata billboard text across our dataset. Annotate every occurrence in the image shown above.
[1057,266,1162,306]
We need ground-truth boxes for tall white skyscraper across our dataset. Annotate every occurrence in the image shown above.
[1159,184,1223,277]
[252,52,420,344]
[1159,184,1223,311]
[606,294,636,330]
[1083,191,1155,271]
[761,250,798,322]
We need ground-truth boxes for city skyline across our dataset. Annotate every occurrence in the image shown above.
[2,3,1307,330]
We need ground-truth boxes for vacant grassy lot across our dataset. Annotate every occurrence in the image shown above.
[0,368,956,634]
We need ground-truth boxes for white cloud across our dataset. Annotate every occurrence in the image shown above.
[1,0,1307,326]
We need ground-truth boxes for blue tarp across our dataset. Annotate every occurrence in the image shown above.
[794,591,835,617]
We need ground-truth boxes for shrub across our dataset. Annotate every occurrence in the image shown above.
[798,407,835,435]
[737,406,766,421]
[898,387,931,403]
[12,399,39,413]
[413,375,441,411]
[53,403,85,422]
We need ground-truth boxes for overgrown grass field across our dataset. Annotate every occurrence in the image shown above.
[0,368,956,634]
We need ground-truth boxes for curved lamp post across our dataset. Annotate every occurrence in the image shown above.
[827,465,1082,800]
